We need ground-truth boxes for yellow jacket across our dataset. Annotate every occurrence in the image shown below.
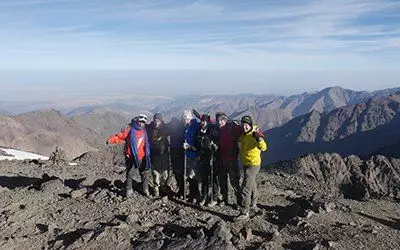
[239,126,267,166]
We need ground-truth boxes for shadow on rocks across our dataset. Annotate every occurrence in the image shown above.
[172,198,233,222]
[48,228,92,249]
[357,212,400,230]
[0,176,43,189]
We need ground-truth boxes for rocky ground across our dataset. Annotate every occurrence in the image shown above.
[0,151,400,250]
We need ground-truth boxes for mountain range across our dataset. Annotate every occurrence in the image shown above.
[1,86,400,161]
[0,110,100,159]
[264,93,400,165]
[64,86,400,131]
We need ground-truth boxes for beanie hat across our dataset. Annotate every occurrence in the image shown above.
[201,113,211,122]
[153,113,163,121]
[183,109,193,120]
[215,111,227,121]
[241,115,253,126]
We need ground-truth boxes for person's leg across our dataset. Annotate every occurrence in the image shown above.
[159,156,170,194]
[139,159,150,196]
[171,151,184,197]
[235,166,260,221]
[187,157,201,202]
[228,160,242,206]
[152,169,161,197]
[125,158,135,197]
[218,160,229,204]
[199,158,209,205]
[211,157,220,202]
[251,168,260,208]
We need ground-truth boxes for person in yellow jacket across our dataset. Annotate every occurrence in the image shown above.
[234,115,267,221]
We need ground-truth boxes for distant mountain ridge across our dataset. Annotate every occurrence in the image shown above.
[150,86,400,130]
[0,109,100,159]
[263,93,400,165]
[1,86,400,159]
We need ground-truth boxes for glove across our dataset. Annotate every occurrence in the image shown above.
[183,142,190,150]
[252,131,261,142]
[210,141,218,152]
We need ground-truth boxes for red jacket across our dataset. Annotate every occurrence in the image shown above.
[219,122,242,161]
[108,127,132,159]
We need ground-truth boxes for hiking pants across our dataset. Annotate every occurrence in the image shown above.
[219,159,241,205]
[186,157,201,201]
[151,155,170,192]
[200,156,219,201]
[125,158,150,194]
[241,165,260,213]
[170,148,185,196]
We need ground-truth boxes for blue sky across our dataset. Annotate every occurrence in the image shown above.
[0,0,399,97]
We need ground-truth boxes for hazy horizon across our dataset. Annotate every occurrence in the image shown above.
[1,70,400,102]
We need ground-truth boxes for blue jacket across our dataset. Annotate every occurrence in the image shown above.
[184,119,200,159]
[130,122,152,170]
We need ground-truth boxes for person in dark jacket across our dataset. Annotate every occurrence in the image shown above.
[146,113,170,197]
[215,112,242,207]
[195,114,219,207]
[108,114,151,197]
[165,116,185,198]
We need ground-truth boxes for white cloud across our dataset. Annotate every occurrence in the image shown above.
[0,0,399,70]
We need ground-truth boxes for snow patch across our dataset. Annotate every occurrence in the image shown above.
[0,148,49,161]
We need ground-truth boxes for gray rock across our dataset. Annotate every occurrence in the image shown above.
[178,209,186,217]
[161,196,169,203]
[324,202,336,213]
[305,210,315,218]
[127,214,139,224]
[41,179,71,194]
[242,227,253,241]
[70,189,86,199]
[212,222,232,242]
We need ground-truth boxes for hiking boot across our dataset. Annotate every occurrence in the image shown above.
[207,200,218,208]
[143,189,150,197]
[153,187,159,197]
[126,188,134,198]
[199,198,206,207]
[234,212,249,222]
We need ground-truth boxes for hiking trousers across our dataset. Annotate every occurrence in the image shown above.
[200,156,219,201]
[170,148,185,196]
[219,159,241,205]
[241,165,260,213]
[151,155,170,192]
[186,157,201,201]
[125,158,150,194]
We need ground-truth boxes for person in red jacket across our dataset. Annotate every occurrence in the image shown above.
[216,112,242,208]
[108,114,152,197]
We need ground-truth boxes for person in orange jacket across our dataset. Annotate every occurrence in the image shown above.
[108,114,152,197]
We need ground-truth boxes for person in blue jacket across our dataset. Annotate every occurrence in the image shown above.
[182,109,201,203]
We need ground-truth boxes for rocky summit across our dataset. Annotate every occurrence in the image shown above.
[1,149,400,250]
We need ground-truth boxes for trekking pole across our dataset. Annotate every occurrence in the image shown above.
[210,151,214,202]
[183,140,187,201]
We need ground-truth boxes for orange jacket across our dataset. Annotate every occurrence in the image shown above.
[108,127,133,159]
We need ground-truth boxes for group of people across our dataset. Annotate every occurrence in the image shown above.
[107,109,267,221]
